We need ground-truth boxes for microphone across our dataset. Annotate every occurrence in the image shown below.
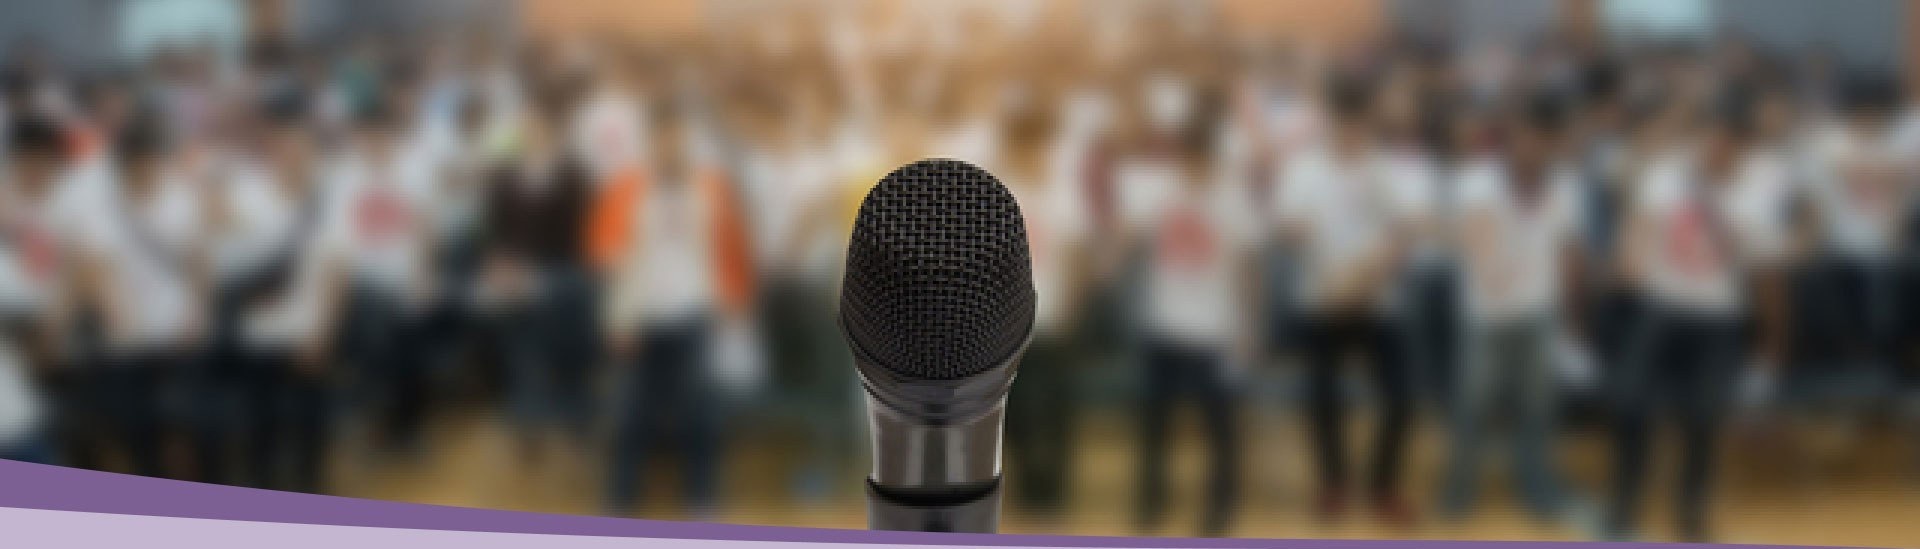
[840,159,1035,533]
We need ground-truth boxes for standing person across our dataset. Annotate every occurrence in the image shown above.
[1441,94,1584,520]
[0,114,82,466]
[603,105,722,517]
[1605,92,1791,542]
[475,103,594,459]
[211,90,340,492]
[1799,75,1908,393]
[1372,63,1452,409]
[1124,75,1253,537]
[1277,73,1419,525]
[75,116,210,480]
[323,93,440,453]
[999,89,1091,519]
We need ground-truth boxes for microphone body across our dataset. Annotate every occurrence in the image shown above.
[839,159,1035,533]
[854,333,1024,532]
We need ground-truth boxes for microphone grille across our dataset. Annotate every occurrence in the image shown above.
[841,159,1034,381]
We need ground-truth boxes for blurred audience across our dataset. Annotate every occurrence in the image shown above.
[7,0,1920,544]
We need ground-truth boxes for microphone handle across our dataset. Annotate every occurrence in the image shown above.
[866,478,1001,533]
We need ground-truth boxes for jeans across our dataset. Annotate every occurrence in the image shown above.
[607,319,719,515]
[1299,312,1412,499]
[1134,337,1239,536]
[1441,316,1565,518]
[1605,306,1743,541]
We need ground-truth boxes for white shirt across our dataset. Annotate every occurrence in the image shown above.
[1455,160,1584,321]
[0,187,58,445]
[1011,167,1089,334]
[0,165,98,314]
[571,88,648,183]
[215,162,330,347]
[929,119,1001,171]
[1276,147,1416,312]
[89,172,205,350]
[1018,103,1105,333]
[1807,124,1907,259]
[1630,151,1791,312]
[617,179,714,327]
[319,144,436,302]
[1374,146,1445,263]
[1123,158,1256,344]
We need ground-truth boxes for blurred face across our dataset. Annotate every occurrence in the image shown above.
[1372,80,1419,142]
[358,123,396,161]
[1700,131,1740,180]
[8,150,61,197]
[1509,124,1554,177]
[1142,74,1191,135]
[1332,113,1370,157]
[119,154,164,193]
[1754,95,1794,141]
[266,126,311,180]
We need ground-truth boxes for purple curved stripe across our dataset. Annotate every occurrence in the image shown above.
[0,460,1847,548]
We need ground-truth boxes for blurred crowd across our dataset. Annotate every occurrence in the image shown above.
[5,0,1920,544]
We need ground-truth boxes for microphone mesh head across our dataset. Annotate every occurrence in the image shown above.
[841,159,1034,381]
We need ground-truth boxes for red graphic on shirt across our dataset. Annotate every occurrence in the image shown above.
[12,221,57,281]
[1158,204,1217,270]
[355,184,414,245]
[1667,199,1722,278]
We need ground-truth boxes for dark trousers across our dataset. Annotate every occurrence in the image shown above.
[1007,335,1079,513]
[179,357,250,485]
[77,355,191,478]
[1299,312,1412,498]
[0,431,52,464]
[1605,306,1743,541]
[607,320,718,514]
[1134,338,1239,536]
[340,287,432,450]
[759,277,857,495]
[1407,264,1458,403]
[1797,256,1900,371]
[237,348,330,493]
[492,265,598,436]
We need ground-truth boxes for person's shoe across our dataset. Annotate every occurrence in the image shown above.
[1598,515,1639,542]
[1314,488,1348,522]
[1679,517,1713,543]
[1370,493,1417,528]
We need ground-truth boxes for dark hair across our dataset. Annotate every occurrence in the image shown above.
[1709,87,1758,139]
[6,113,63,157]
[1182,84,1226,156]
[1327,70,1374,122]
[1520,90,1570,135]
[1581,60,1622,104]
[114,113,168,163]
[354,92,396,129]
[1838,71,1902,116]
[260,83,310,126]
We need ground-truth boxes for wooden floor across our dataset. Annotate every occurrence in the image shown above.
[322,406,1920,547]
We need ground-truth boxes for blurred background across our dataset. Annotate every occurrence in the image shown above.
[5,0,1920,545]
